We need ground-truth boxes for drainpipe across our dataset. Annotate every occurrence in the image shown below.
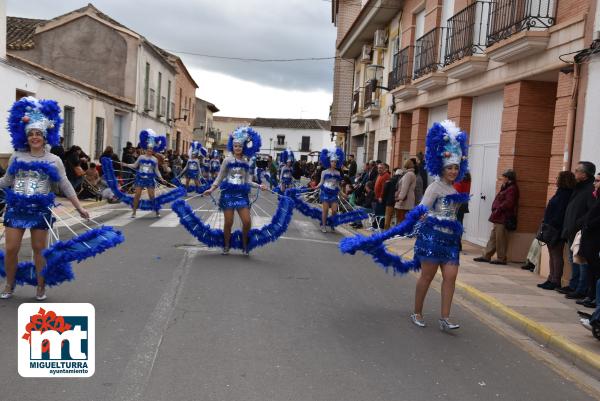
[562,63,580,171]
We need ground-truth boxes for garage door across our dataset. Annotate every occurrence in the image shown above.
[463,91,503,246]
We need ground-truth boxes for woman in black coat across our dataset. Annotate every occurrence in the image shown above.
[537,171,576,290]
[578,174,600,306]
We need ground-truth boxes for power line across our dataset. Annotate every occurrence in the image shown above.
[166,49,355,64]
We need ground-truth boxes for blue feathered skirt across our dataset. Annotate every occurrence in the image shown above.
[320,186,339,203]
[414,217,462,265]
[135,173,156,188]
[3,190,55,230]
[219,183,250,210]
[185,170,199,179]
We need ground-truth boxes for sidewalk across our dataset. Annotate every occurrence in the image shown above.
[352,228,600,376]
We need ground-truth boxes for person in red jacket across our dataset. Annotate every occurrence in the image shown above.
[372,163,390,229]
[474,169,519,265]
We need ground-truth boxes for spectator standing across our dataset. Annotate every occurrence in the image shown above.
[347,154,357,182]
[122,142,133,163]
[474,169,519,265]
[368,160,378,183]
[558,161,596,299]
[394,159,417,224]
[50,136,66,161]
[412,157,425,204]
[577,173,600,308]
[417,152,429,191]
[382,169,402,229]
[536,171,576,290]
[373,163,390,229]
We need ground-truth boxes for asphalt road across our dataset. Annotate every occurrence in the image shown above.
[0,194,596,401]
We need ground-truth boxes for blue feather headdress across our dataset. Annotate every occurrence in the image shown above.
[7,97,63,150]
[189,141,208,158]
[210,149,220,159]
[320,147,345,169]
[280,148,295,164]
[139,129,167,152]
[425,120,469,181]
[227,126,262,157]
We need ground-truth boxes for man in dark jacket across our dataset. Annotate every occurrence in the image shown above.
[347,154,357,182]
[578,173,600,307]
[559,161,597,298]
[382,169,402,229]
[474,169,519,265]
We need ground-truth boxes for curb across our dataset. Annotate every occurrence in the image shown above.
[455,278,600,378]
[339,224,600,377]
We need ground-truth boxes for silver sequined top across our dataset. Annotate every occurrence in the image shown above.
[420,180,459,220]
[0,151,76,198]
[212,156,259,188]
[123,155,162,178]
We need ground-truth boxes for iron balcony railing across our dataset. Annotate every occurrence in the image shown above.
[444,1,492,66]
[486,0,556,47]
[352,90,361,114]
[414,27,447,79]
[363,79,377,109]
[388,46,412,90]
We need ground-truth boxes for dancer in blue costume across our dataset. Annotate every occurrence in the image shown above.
[202,127,267,255]
[180,141,208,192]
[209,150,221,180]
[123,129,170,218]
[317,147,344,233]
[0,97,124,300]
[339,120,469,331]
[278,148,295,192]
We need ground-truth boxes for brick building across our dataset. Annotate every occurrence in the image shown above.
[330,0,598,266]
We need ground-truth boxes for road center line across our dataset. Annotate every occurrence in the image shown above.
[113,249,197,401]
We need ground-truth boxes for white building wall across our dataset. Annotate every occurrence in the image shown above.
[132,45,174,147]
[580,56,600,169]
[250,127,336,160]
[0,60,94,156]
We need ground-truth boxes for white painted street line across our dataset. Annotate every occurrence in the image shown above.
[104,211,152,226]
[113,249,197,401]
[149,212,181,227]
[279,236,340,245]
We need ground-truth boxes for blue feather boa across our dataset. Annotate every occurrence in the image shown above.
[286,188,367,227]
[4,188,56,210]
[8,160,61,182]
[0,226,124,287]
[172,194,294,250]
[101,157,186,210]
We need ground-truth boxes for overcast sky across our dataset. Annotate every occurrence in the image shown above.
[6,0,337,119]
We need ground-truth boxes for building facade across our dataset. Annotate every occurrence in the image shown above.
[5,4,176,158]
[331,0,597,265]
[169,56,198,155]
[212,116,254,152]
[249,118,335,160]
[193,98,220,150]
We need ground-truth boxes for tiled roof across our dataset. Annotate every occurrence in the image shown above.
[251,118,331,131]
[6,17,46,50]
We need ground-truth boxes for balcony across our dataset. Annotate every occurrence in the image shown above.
[412,28,448,91]
[389,46,418,100]
[351,89,365,123]
[485,0,555,63]
[273,141,288,150]
[362,79,380,118]
[442,1,491,79]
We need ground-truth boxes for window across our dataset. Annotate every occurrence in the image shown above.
[156,72,162,115]
[170,101,175,121]
[277,135,285,145]
[144,63,150,111]
[300,136,310,152]
[377,140,388,163]
[63,106,75,148]
[167,80,172,121]
[159,96,166,117]
[94,117,104,159]
[148,89,156,111]
[16,89,34,100]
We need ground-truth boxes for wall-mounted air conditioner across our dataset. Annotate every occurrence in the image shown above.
[360,44,372,64]
[374,29,387,49]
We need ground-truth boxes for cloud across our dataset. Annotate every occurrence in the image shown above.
[6,0,337,92]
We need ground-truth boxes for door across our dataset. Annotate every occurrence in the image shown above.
[112,114,124,157]
[463,91,503,245]
[356,146,365,169]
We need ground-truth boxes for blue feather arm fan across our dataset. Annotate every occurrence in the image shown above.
[171,176,213,194]
[0,225,124,287]
[102,157,186,210]
[171,193,295,251]
[286,187,367,227]
[338,204,428,275]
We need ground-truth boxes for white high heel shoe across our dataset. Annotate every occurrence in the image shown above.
[410,313,426,327]
[439,318,460,331]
